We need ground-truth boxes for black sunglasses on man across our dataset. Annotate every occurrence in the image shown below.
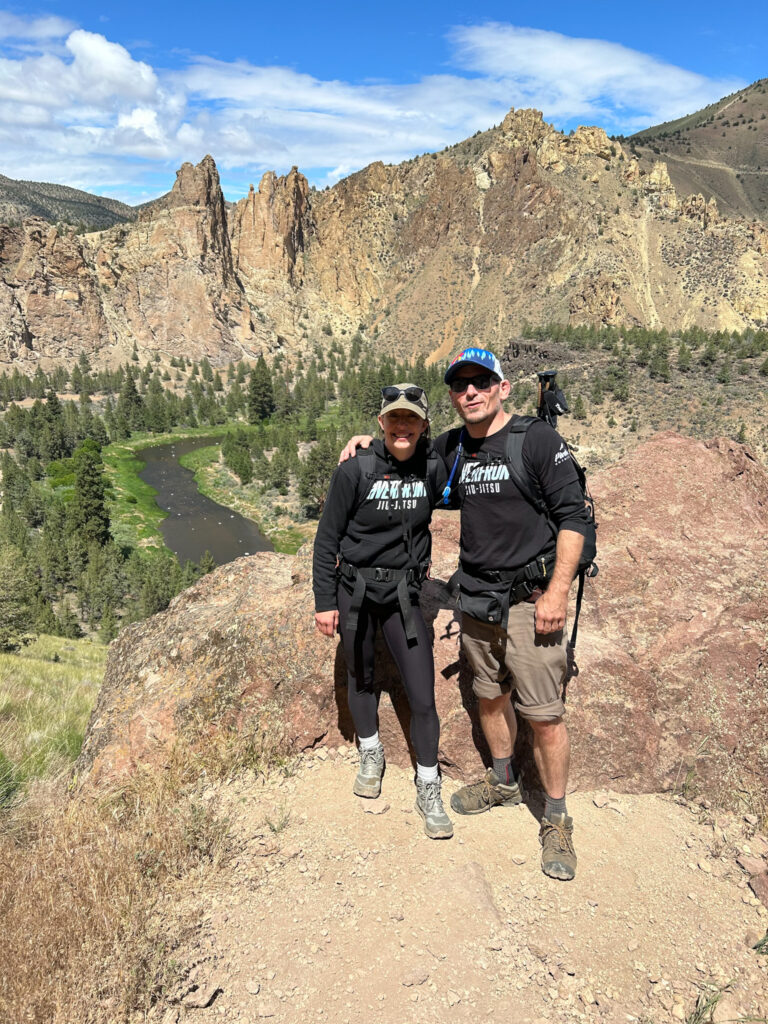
[448,373,498,394]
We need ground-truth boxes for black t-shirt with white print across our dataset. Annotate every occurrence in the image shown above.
[432,417,588,577]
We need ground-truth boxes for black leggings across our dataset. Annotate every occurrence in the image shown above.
[337,585,439,767]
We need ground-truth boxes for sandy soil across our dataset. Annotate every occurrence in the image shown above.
[159,747,768,1024]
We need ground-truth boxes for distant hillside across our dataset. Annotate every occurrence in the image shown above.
[0,174,136,231]
[626,78,768,221]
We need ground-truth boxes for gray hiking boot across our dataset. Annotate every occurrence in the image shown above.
[449,767,525,815]
[539,813,577,881]
[353,743,385,798]
[415,778,454,839]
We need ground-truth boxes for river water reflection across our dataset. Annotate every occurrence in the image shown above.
[138,436,272,566]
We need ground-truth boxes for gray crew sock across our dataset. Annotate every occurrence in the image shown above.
[544,792,568,819]
[492,756,519,785]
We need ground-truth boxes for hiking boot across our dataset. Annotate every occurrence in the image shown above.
[353,743,385,798]
[539,813,577,881]
[450,768,525,815]
[415,779,454,839]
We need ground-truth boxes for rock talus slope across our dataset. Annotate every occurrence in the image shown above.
[77,432,768,809]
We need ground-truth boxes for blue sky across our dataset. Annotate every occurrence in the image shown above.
[0,1,764,204]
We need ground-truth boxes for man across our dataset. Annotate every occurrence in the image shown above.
[342,348,588,880]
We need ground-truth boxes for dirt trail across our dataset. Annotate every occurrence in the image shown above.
[163,751,768,1024]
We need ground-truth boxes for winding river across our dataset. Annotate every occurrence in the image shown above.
[138,436,273,566]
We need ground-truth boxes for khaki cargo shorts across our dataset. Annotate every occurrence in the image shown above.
[460,600,567,720]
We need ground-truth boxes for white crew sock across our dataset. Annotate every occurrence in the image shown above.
[359,732,380,751]
[416,763,439,783]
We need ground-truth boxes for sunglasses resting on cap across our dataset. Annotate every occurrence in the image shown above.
[379,383,428,418]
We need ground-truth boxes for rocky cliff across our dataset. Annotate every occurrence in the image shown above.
[77,433,768,809]
[2,109,768,369]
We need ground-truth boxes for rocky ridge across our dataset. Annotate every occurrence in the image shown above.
[2,107,768,369]
[0,172,135,231]
[76,432,768,814]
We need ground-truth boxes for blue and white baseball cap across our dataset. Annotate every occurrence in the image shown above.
[444,347,504,384]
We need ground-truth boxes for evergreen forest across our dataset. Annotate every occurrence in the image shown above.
[1,322,766,652]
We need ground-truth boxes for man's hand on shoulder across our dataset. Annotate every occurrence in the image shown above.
[339,435,373,463]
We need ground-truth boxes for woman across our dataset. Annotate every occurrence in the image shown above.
[313,384,452,839]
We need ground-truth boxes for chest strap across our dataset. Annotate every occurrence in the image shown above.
[339,560,429,643]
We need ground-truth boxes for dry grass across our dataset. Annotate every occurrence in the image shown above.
[0,713,290,1024]
[0,634,106,805]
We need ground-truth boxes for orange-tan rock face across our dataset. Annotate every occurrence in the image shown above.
[0,220,107,362]
[230,169,310,286]
[92,155,261,364]
[76,433,768,806]
[2,108,768,369]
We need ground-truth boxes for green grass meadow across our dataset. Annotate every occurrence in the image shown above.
[0,635,106,805]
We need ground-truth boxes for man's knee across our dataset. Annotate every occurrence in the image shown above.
[478,692,511,716]
[528,716,566,738]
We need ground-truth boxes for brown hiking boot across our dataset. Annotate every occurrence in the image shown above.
[449,768,525,815]
[539,813,577,880]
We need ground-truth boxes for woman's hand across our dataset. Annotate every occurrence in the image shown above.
[338,435,373,462]
[314,610,339,636]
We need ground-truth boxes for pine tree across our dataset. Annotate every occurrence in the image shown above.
[99,605,118,642]
[198,551,216,574]
[68,440,110,546]
[117,371,145,431]
[649,347,671,382]
[299,439,337,516]
[677,342,692,372]
[0,544,34,651]
[248,356,275,423]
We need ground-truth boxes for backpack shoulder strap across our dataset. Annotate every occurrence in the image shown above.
[424,447,441,508]
[505,416,547,514]
[352,446,376,514]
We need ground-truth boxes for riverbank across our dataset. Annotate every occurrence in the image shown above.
[179,445,311,555]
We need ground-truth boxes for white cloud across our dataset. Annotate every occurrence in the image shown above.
[448,24,744,129]
[65,30,158,103]
[0,13,747,203]
[0,12,74,41]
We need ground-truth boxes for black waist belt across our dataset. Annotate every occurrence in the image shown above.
[339,560,428,642]
[449,550,556,604]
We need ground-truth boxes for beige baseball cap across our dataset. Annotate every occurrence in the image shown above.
[379,383,429,419]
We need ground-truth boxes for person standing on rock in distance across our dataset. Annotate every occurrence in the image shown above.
[312,385,454,840]
[339,350,589,880]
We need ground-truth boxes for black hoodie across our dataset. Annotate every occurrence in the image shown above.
[312,439,448,612]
